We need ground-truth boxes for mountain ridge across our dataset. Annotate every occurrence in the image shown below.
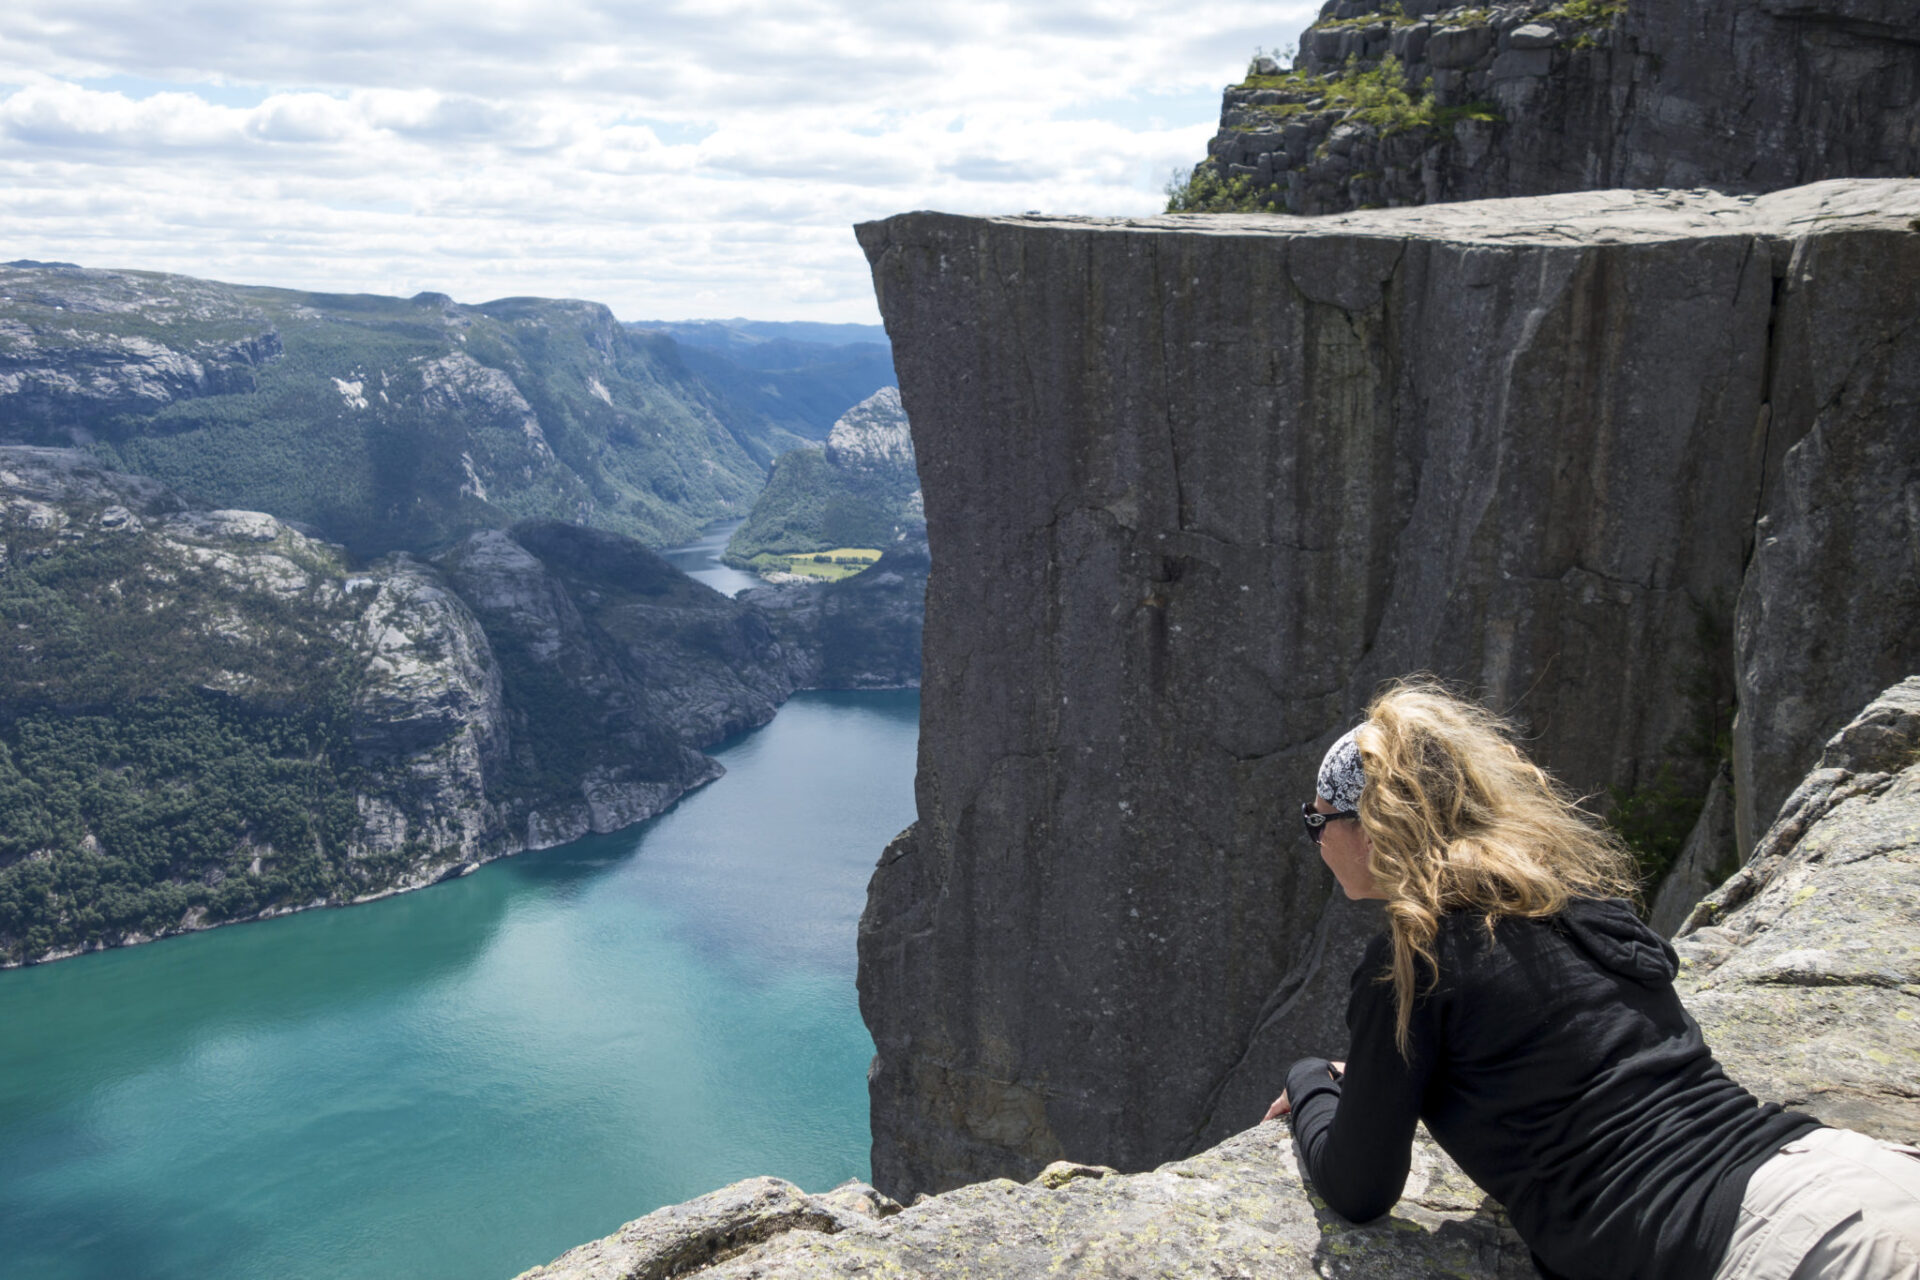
[0,263,864,560]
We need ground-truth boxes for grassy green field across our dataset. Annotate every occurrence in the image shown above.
[745,547,883,582]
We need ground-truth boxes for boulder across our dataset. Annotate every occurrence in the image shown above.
[1677,677,1920,1144]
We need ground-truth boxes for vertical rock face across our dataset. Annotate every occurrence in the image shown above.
[1195,0,1920,217]
[1729,220,1920,849]
[856,181,1920,1196]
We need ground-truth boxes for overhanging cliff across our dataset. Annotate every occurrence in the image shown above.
[856,180,1920,1195]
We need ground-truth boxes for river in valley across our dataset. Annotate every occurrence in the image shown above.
[659,519,762,597]
[0,526,916,1280]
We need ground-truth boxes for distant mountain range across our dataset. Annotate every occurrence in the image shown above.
[628,318,897,458]
[0,266,922,964]
[0,263,895,560]
[636,318,889,350]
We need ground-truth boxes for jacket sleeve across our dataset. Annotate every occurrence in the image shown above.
[1284,948,1435,1222]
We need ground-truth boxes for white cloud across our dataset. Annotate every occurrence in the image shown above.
[0,0,1320,321]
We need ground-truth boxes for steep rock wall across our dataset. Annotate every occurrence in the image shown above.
[856,180,1920,1195]
[1196,0,1920,216]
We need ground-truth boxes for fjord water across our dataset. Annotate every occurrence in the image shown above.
[659,519,761,597]
[0,688,917,1280]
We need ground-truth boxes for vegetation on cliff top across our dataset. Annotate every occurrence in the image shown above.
[1169,55,1501,213]
[1235,56,1502,133]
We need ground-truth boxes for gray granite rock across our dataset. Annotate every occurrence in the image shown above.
[514,1177,849,1280]
[854,181,1920,1196]
[519,1124,1534,1280]
[1677,677,1920,1143]
[1728,220,1920,852]
[824,387,914,470]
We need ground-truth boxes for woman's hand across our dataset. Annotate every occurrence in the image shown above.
[1263,1062,1346,1122]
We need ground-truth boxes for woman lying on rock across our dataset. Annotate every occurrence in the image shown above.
[1266,678,1920,1280]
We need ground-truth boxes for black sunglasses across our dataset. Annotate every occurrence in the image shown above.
[1301,801,1359,844]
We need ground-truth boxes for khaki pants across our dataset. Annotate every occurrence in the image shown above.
[1712,1127,1920,1280]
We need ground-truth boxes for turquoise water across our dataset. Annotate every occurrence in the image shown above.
[0,689,918,1280]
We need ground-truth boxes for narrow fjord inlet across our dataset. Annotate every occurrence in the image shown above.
[0,683,916,1280]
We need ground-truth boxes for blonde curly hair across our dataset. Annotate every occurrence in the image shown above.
[1350,677,1639,1054]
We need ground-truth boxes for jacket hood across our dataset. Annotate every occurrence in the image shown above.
[1559,896,1678,986]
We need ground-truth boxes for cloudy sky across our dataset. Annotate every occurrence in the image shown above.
[0,1,1320,323]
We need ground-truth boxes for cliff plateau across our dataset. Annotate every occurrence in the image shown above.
[519,678,1919,1278]
[855,180,1920,1194]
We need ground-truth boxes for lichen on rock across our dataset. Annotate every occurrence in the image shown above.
[1675,677,1920,1144]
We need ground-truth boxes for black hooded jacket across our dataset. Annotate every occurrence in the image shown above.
[1283,899,1820,1280]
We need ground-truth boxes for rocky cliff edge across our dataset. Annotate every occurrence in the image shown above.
[517,678,1919,1278]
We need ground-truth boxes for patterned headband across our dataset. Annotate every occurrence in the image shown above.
[1316,727,1366,813]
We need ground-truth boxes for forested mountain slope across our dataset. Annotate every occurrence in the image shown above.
[0,448,922,966]
[0,447,505,961]
[724,387,923,566]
